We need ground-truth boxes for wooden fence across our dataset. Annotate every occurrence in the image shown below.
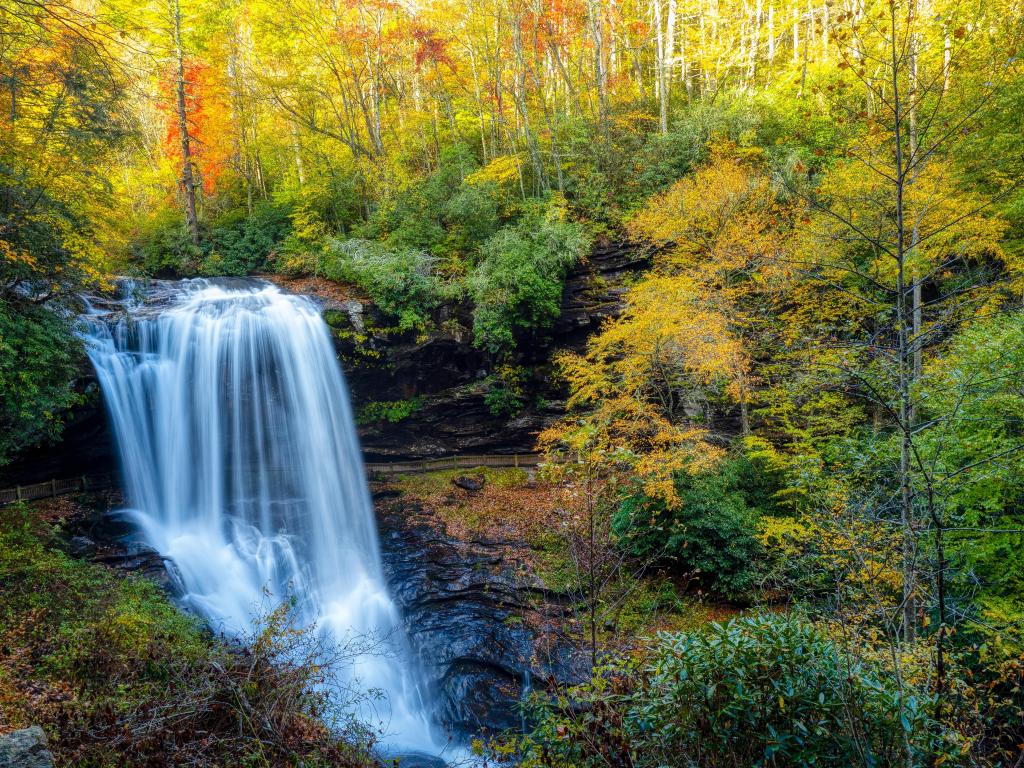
[0,454,541,507]
[364,452,540,475]
[0,473,118,506]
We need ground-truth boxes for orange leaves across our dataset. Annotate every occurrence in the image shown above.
[159,60,231,195]
[411,25,455,73]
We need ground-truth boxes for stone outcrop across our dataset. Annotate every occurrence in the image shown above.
[375,491,587,736]
[0,727,56,768]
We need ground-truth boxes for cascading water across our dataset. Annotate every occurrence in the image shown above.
[81,278,443,756]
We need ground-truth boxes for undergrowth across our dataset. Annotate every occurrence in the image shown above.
[0,502,375,768]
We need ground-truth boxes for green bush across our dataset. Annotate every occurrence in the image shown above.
[525,614,946,768]
[469,198,591,354]
[441,180,501,257]
[0,302,83,466]
[134,207,199,276]
[484,364,529,416]
[613,455,773,598]
[356,396,424,425]
[321,239,450,332]
[200,201,291,276]
[358,144,485,259]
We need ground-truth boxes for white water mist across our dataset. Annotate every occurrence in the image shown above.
[82,279,441,755]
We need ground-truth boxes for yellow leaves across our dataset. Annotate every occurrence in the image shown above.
[757,515,813,556]
[0,240,37,268]
[629,144,789,288]
[464,154,523,188]
[542,149,795,506]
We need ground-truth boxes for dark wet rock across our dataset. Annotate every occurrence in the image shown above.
[0,380,116,486]
[376,499,588,737]
[56,500,185,597]
[93,541,184,595]
[357,382,562,460]
[68,535,97,558]
[0,726,55,768]
[383,751,449,768]
[451,475,485,492]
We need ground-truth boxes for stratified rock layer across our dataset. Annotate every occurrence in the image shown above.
[375,492,587,735]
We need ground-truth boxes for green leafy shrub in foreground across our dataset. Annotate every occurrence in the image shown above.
[524,614,947,768]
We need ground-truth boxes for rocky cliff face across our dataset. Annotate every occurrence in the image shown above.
[286,239,652,460]
[374,487,587,736]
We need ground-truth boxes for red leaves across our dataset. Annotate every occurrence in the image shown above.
[158,59,231,196]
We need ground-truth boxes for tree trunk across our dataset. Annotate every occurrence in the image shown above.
[654,0,668,133]
[172,0,200,248]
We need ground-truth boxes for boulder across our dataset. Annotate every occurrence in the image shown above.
[0,726,55,768]
[451,475,485,492]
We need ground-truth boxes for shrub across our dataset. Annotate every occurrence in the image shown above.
[469,198,591,354]
[524,614,947,768]
[321,239,450,332]
[0,302,83,466]
[134,207,199,276]
[613,455,768,598]
[200,201,291,276]
[441,180,501,257]
[484,364,529,416]
[358,144,482,259]
[356,396,424,425]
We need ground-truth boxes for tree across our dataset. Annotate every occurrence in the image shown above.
[170,0,201,247]
[781,0,1020,734]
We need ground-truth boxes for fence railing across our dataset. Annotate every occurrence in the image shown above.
[365,453,541,475]
[0,473,118,506]
[0,454,541,506]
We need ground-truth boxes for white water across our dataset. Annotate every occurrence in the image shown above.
[82,278,442,756]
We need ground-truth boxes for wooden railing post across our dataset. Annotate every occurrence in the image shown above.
[15,486,22,502]
[51,479,57,497]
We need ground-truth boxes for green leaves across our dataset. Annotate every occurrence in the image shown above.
[613,453,772,599]
[0,301,83,466]
[322,238,448,333]
[469,197,591,355]
[523,614,947,768]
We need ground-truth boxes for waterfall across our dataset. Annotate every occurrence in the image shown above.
[81,278,442,756]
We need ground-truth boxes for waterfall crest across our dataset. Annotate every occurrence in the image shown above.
[82,278,440,754]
